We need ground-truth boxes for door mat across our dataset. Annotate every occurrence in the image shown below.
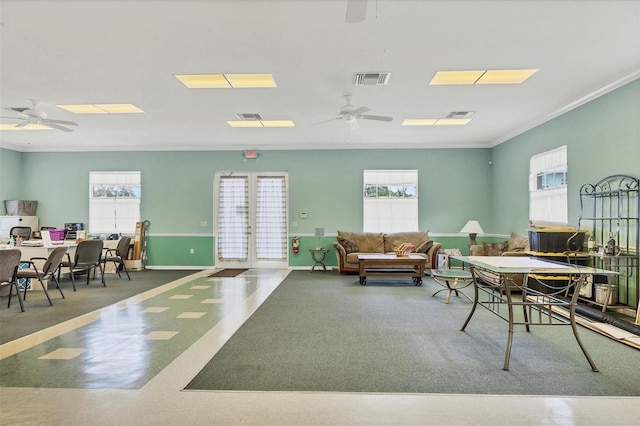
[208,269,248,278]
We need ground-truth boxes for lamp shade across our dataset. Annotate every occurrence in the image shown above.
[460,220,484,235]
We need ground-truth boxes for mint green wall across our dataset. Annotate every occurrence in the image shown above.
[0,148,23,201]
[491,79,640,236]
[3,148,491,267]
[1,78,637,267]
[146,236,214,267]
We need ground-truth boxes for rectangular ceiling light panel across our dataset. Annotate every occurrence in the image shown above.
[430,69,538,85]
[57,104,144,114]
[227,120,294,128]
[227,120,264,127]
[430,70,485,85]
[261,120,295,127]
[401,118,471,126]
[476,69,538,84]
[0,123,52,130]
[175,73,276,88]
[401,119,439,126]
[225,74,277,88]
[94,104,144,113]
[175,74,231,88]
[434,118,471,125]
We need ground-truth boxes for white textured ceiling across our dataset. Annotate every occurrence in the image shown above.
[1,0,639,152]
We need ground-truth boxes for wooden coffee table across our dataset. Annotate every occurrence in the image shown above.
[358,254,426,286]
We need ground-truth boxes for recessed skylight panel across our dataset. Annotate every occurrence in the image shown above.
[429,69,538,85]
[175,74,277,88]
[57,104,144,114]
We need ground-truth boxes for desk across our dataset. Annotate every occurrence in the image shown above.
[452,255,618,371]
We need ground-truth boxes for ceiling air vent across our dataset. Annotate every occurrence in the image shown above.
[446,111,475,119]
[353,72,391,86]
[235,113,263,121]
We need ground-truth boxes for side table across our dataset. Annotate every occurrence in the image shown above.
[431,268,473,303]
[310,248,329,272]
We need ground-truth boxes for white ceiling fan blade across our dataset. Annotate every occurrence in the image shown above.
[44,122,74,132]
[359,114,393,122]
[43,118,78,126]
[8,107,29,114]
[6,109,30,119]
[13,120,29,128]
[312,116,343,126]
[351,106,371,115]
[345,0,367,23]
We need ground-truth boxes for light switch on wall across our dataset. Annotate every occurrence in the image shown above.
[300,212,308,219]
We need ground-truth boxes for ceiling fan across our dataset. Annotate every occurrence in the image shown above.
[2,99,78,132]
[313,95,393,130]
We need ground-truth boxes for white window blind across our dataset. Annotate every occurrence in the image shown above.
[529,146,568,223]
[255,176,287,260]
[363,170,418,233]
[217,176,249,261]
[89,171,141,235]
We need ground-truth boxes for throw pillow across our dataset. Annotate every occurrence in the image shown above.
[507,232,528,251]
[414,240,434,254]
[483,241,508,256]
[337,237,359,254]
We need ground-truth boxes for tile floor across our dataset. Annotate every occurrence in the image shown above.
[0,269,638,425]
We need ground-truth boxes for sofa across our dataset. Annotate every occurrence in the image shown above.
[469,232,529,288]
[332,230,442,274]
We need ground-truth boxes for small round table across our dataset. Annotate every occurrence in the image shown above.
[309,248,329,272]
[431,269,474,304]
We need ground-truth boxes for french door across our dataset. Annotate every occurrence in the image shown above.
[214,172,288,269]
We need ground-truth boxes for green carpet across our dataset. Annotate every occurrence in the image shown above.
[186,271,640,396]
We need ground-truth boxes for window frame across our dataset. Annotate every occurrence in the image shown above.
[89,171,141,235]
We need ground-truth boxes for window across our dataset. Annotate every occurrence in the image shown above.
[363,170,418,232]
[529,146,567,223]
[89,171,141,235]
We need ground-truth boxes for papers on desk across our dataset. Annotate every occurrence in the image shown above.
[20,240,43,247]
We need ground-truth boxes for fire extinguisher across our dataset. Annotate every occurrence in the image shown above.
[292,237,300,254]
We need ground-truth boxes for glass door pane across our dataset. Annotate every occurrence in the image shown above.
[217,175,249,263]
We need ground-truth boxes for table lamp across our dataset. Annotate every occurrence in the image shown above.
[460,220,484,246]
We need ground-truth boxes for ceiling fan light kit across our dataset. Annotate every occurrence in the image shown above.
[313,94,393,129]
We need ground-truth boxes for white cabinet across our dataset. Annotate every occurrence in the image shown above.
[0,216,19,240]
[0,215,39,240]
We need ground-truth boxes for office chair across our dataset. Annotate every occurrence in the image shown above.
[17,246,68,307]
[9,226,32,241]
[101,236,131,280]
[59,240,105,291]
[0,249,24,312]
